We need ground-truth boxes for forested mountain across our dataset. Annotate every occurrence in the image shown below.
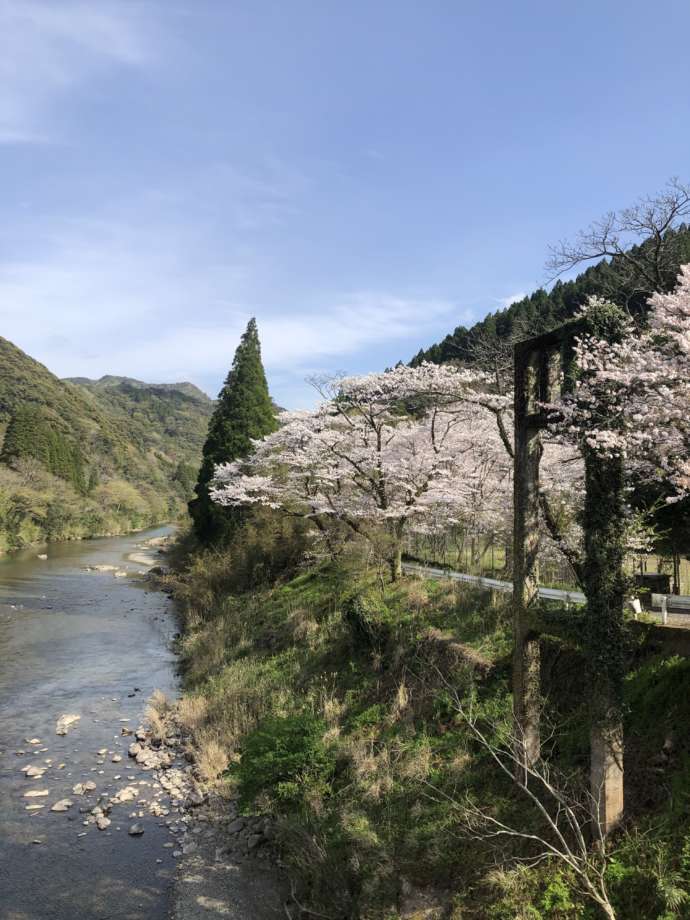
[0,336,213,552]
[411,225,690,366]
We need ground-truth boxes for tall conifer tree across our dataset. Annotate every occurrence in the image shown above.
[190,318,276,543]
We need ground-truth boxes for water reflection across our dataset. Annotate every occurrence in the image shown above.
[0,527,178,920]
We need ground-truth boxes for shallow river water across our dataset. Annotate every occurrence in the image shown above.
[0,527,179,920]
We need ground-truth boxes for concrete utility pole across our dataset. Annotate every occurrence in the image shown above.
[512,345,544,777]
[512,322,625,834]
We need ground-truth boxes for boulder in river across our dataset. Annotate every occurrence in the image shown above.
[128,823,145,836]
[56,714,81,736]
[110,785,138,804]
[50,799,73,812]
[96,816,111,830]
[22,765,46,778]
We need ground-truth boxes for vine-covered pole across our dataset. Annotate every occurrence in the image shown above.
[583,450,626,834]
[512,343,543,778]
[514,317,626,834]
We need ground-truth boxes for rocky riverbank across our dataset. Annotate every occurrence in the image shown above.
[139,540,288,917]
[139,695,286,919]
[15,694,285,916]
[3,530,286,919]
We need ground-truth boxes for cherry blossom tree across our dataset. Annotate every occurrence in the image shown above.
[549,265,690,500]
[210,365,513,580]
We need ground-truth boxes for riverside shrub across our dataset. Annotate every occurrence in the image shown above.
[234,713,336,812]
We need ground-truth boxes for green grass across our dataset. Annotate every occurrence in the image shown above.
[172,543,690,919]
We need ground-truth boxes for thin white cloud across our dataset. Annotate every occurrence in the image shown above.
[496,291,527,309]
[0,210,458,405]
[0,0,155,143]
[87,294,455,380]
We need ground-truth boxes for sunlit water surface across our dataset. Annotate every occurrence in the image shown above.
[0,527,179,920]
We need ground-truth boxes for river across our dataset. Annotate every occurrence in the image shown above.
[0,527,179,920]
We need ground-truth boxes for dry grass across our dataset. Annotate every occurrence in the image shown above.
[398,738,432,782]
[286,606,320,646]
[145,689,172,743]
[348,739,394,801]
[402,581,431,611]
[391,678,411,722]
[195,729,230,783]
[177,694,209,734]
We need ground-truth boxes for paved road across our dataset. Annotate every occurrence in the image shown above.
[402,561,690,629]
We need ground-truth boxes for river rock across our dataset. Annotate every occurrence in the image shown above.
[23,789,49,798]
[111,754,122,763]
[23,765,46,778]
[128,742,142,758]
[110,785,138,804]
[56,714,81,736]
[51,799,73,812]
[128,823,145,836]
[37,554,48,560]
[247,833,264,851]
[186,787,206,807]
[96,816,111,830]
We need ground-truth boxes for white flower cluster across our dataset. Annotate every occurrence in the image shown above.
[210,363,515,540]
[548,266,690,500]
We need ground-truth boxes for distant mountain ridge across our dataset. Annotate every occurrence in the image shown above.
[65,375,210,400]
[0,336,213,551]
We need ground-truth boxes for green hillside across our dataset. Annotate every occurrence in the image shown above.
[411,225,690,366]
[0,337,213,552]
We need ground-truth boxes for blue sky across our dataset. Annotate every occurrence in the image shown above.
[1,1,690,407]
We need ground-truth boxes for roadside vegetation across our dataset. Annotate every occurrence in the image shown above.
[169,528,690,919]
[170,188,690,917]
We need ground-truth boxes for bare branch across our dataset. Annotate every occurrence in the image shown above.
[545,178,690,302]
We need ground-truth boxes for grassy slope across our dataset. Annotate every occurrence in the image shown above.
[170,547,690,919]
[0,337,213,549]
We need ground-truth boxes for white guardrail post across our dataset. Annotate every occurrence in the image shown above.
[401,562,690,617]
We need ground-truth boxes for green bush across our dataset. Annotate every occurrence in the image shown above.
[234,713,336,811]
[343,592,391,650]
